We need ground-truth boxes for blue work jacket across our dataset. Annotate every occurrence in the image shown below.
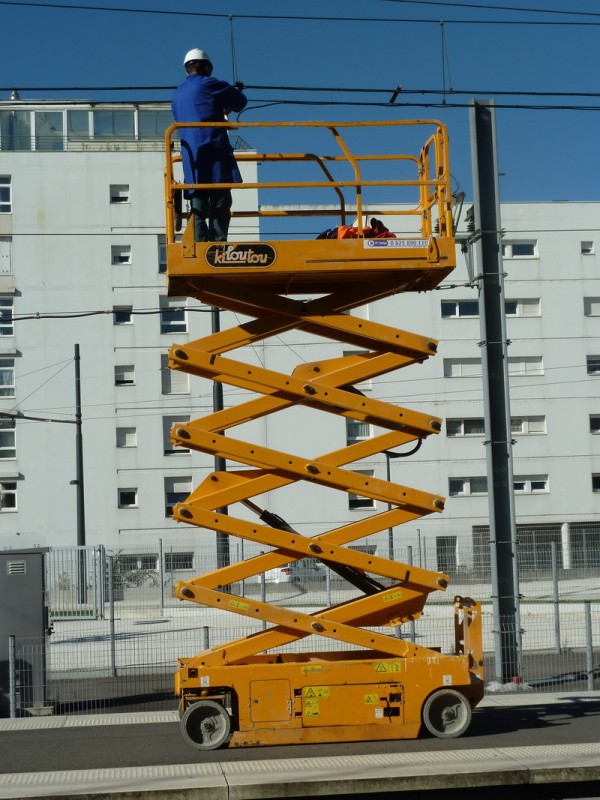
[172,74,248,194]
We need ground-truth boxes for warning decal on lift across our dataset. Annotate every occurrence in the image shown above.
[374,661,401,674]
[382,590,403,603]
[364,239,428,249]
[303,686,330,719]
[228,599,250,611]
[301,665,322,675]
[364,694,379,705]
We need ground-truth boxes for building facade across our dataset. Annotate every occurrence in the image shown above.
[1,100,598,576]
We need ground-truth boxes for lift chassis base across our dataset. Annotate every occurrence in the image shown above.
[177,597,483,749]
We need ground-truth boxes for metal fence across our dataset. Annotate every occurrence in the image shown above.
[3,531,600,717]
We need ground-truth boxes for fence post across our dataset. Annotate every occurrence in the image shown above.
[8,635,16,719]
[585,601,594,691]
[107,555,117,678]
[98,545,106,620]
[326,566,332,609]
[158,538,165,614]
[551,541,561,654]
[406,546,416,643]
[202,626,210,650]
[260,569,267,630]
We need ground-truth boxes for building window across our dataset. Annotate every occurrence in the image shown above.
[0,481,17,511]
[513,475,548,494]
[164,552,194,571]
[35,111,63,151]
[448,477,488,496]
[160,354,189,395]
[587,356,600,376]
[113,305,133,325]
[505,298,541,317]
[110,184,130,204]
[502,240,537,258]
[116,553,158,572]
[0,357,15,397]
[346,419,371,445]
[590,416,600,434]
[443,358,482,378]
[348,470,375,510]
[111,244,131,265]
[582,241,594,255]
[158,235,167,273]
[436,535,457,574]
[584,298,600,317]
[114,364,135,386]
[116,426,137,448]
[67,110,90,141]
[507,356,543,376]
[593,475,600,493]
[0,111,31,151]
[160,296,187,334]
[139,110,174,141]
[93,110,134,139]
[0,176,11,213]
[118,488,138,508]
[0,418,16,459]
[165,476,191,517]
[446,418,485,437]
[163,415,190,455]
[0,296,13,335]
[510,416,546,435]
[441,299,479,319]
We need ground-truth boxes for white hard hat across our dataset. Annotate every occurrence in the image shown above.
[183,48,212,66]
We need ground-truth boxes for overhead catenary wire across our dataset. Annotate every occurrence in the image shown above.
[0,0,598,25]
[7,84,600,99]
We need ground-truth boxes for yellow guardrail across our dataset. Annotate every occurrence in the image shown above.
[164,119,453,244]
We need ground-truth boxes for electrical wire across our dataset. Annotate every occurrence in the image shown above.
[8,84,600,100]
[377,0,600,18]
[0,1,597,25]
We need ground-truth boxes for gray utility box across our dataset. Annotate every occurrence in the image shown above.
[0,548,50,717]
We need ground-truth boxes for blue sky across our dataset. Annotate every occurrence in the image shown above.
[2,0,599,203]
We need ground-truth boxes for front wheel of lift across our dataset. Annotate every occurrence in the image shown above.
[181,700,231,750]
[422,689,471,739]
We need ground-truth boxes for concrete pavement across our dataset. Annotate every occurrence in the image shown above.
[2,693,600,799]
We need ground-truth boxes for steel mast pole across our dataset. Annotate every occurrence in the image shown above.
[470,100,521,683]
[74,343,87,603]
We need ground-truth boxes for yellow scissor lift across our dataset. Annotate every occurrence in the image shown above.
[164,120,484,750]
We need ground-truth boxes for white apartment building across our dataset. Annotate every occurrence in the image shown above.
[1,99,599,576]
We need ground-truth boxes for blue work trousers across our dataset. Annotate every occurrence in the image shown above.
[191,189,233,242]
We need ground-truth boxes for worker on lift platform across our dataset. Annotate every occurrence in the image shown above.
[172,48,247,243]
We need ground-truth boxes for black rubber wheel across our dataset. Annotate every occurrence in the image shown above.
[422,689,471,738]
[181,700,231,750]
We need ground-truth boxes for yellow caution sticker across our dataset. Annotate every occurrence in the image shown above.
[375,661,400,673]
[382,591,403,603]
[364,694,378,705]
[301,665,322,675]
[228,599,250,611]
[303,686,330,717]
[304,686,330,699]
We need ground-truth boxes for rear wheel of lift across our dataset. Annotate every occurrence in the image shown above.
[422,689,471,738]
[181,700,231,750]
